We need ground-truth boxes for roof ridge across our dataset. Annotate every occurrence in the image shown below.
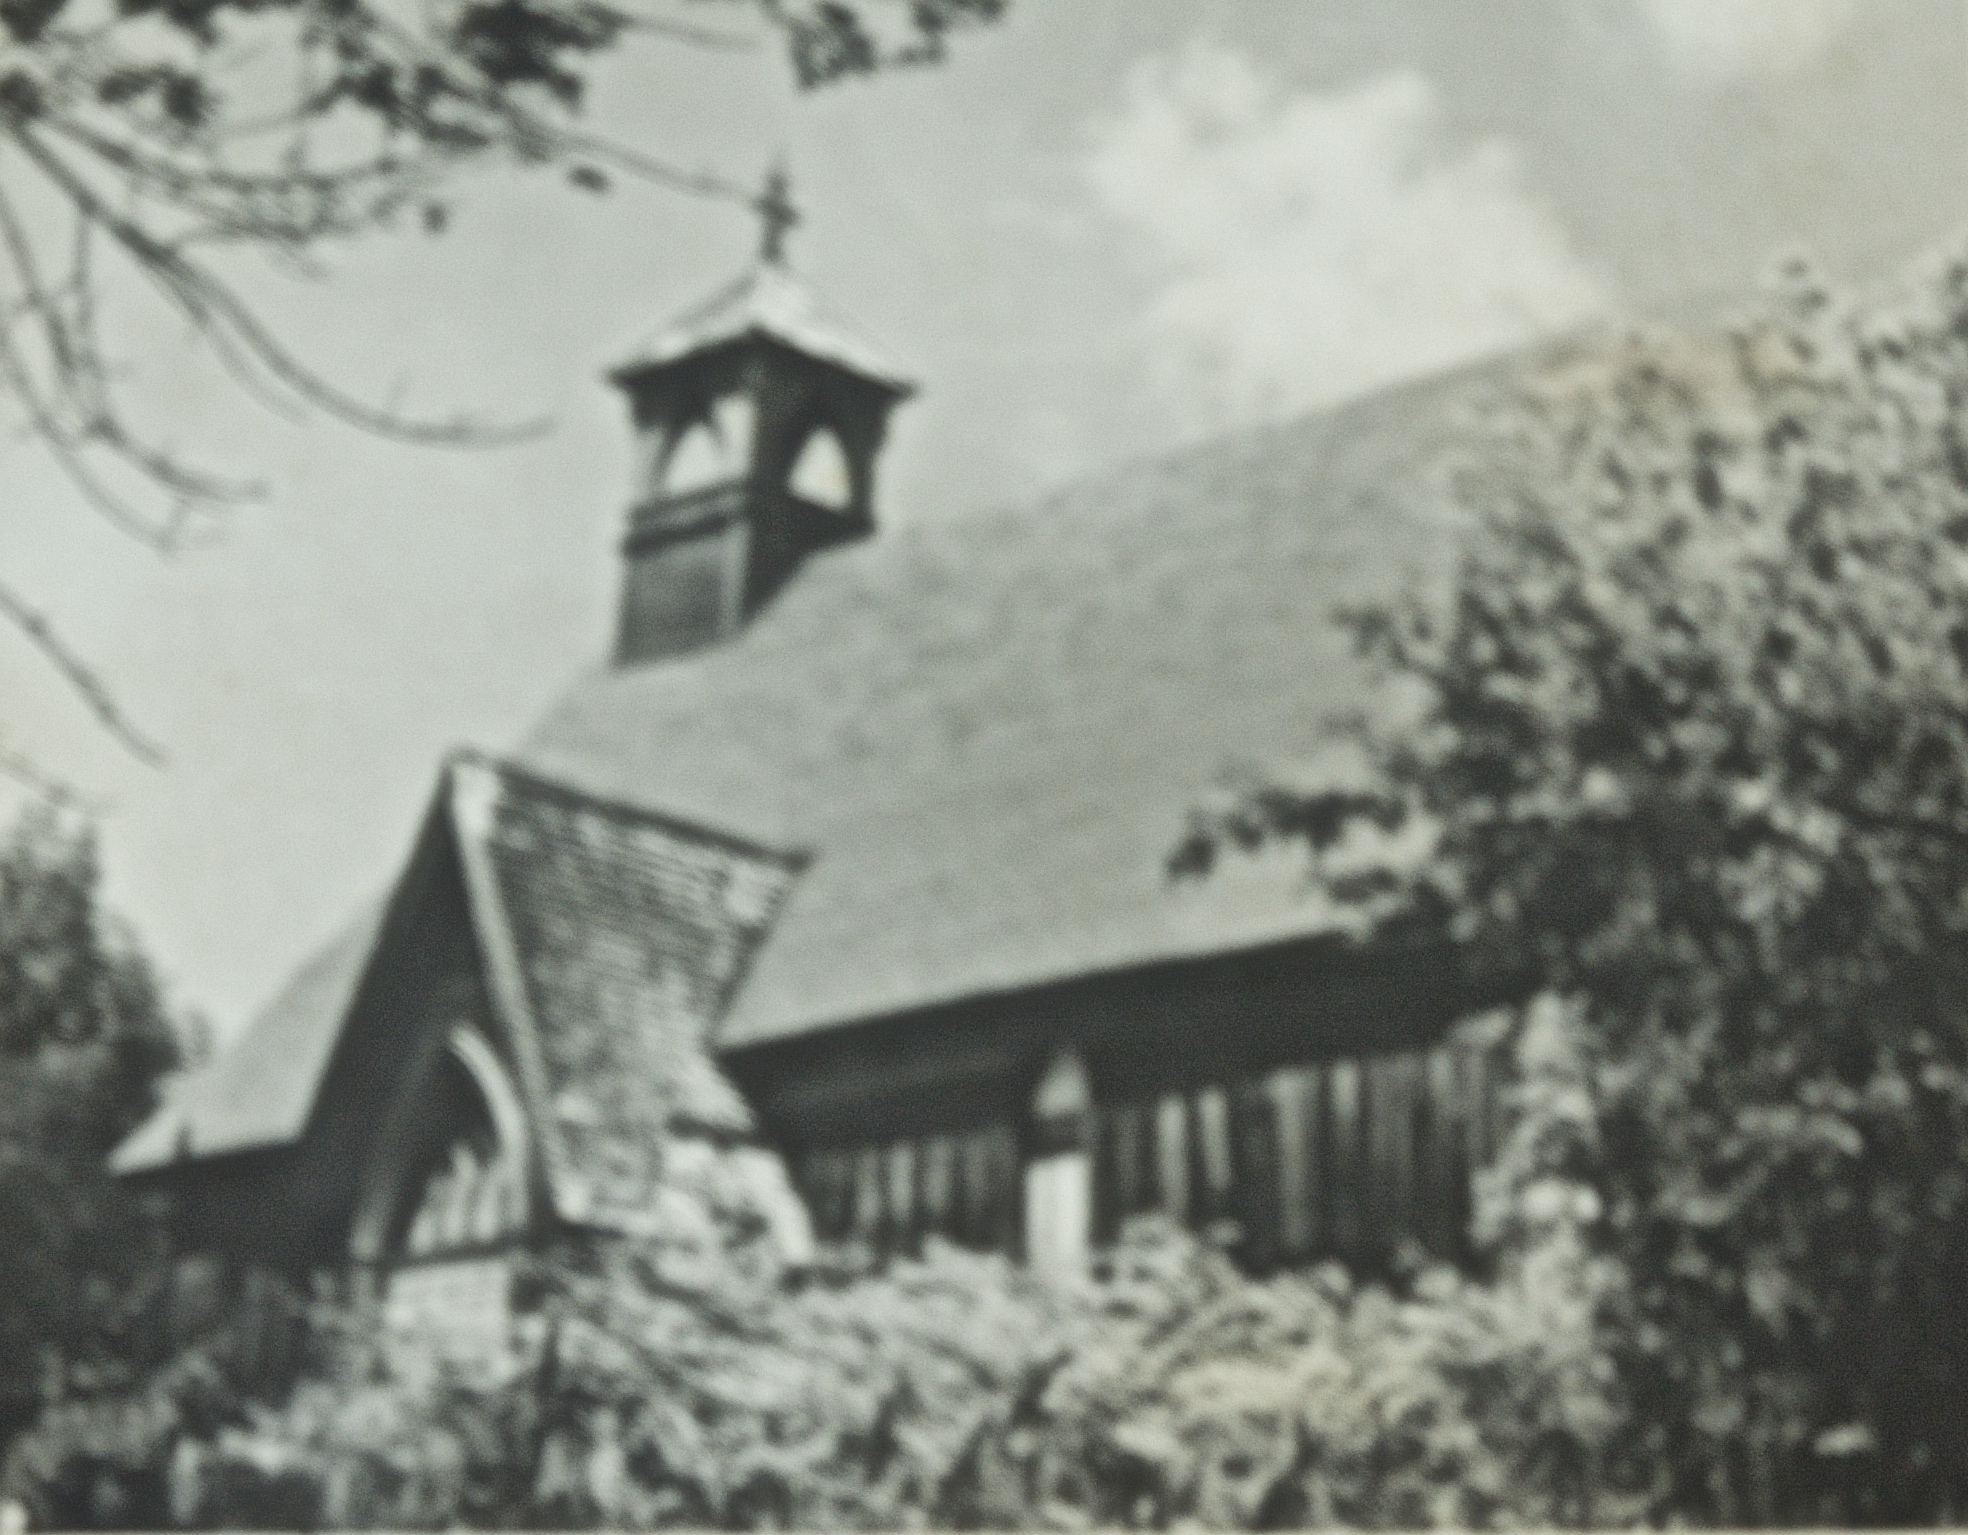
[449,748,811,868]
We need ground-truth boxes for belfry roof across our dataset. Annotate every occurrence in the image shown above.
[610,261,915,394]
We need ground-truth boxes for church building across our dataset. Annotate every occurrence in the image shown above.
[113,201,1513,1328]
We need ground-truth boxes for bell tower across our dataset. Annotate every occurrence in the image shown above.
[606,171,915,667]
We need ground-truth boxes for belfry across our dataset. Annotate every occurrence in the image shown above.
[607,171,915,665]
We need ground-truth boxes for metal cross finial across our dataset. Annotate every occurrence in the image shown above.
[758,163,799,265]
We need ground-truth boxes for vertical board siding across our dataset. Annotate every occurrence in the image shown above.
[795,1039,1506,1268]
[1155,1092,1191,1222]
[1384,1053,1419,1245]
[1230,1078,1280,1269]
[854,1145,884,1242]
[1268,1069,1312,1256]
[1301,1063,1326,1255]
[987,1124,1021,1252]
[1328,1058,1362,1255]
[1101,1101,1150,1239]
[922,1134,955,1234]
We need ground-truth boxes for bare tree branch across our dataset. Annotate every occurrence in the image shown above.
[0,578,163,765]
[11,124,546,445]
[0,732,105,810]
[0,0,1003,763]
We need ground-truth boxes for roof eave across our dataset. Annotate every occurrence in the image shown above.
[606,324,917,399]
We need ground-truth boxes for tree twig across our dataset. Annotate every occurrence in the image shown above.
[0,578,164,766]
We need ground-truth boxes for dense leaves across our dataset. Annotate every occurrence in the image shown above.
[5,1004,1632,1531]
[1188,239,1968,1522]
[10,1220,1622,1530]
[0,809,182,1466]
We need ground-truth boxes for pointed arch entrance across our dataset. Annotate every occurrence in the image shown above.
[349,1024,532,1274]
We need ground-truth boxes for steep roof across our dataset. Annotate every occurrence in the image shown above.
[112,759,800,1200]
[114,352,1531,1185]
[610,261,914,394]
[523,356,1517,1052]
[111,903,386,1173]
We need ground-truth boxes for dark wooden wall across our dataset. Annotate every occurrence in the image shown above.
[739,928,1502,1270]
[797,1123,1022,1255]
[1091,1040,1502,1267]
[790,1036,1503,1271]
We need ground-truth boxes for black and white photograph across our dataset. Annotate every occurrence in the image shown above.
[4,1,1968,1527]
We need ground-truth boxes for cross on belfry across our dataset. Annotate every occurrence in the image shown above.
[758,164,800,265]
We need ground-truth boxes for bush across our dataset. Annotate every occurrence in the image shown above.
[25,1209,1625,1529]
[0,806,185,1485]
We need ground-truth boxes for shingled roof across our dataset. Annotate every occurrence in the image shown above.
[110,903,387,1173]
[113,759,801,1194]
[523,354,1518,1051]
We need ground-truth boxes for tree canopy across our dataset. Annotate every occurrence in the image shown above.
[0,807,182,1459]
[1184,240,1968,1521]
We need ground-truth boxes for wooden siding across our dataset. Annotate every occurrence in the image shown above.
[799,1123,1020,1253]
[1093,1040,1501,1265]
[792,1035,1505,1269]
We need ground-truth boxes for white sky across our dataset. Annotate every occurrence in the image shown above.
[3,0,1967,1036]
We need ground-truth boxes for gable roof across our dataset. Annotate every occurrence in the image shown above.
[112,759,800,1210]
[111,903,387,1174]
[610,261,915,395]
[523,355,1520,1052]
[451,756,800,1225]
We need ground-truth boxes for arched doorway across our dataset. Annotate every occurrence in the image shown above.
[348,1027,532,1362]
[397,1039,528,1257]
[350,1026,531,1272]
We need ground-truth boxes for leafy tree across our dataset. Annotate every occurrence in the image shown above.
[0,0,1003,762]
[1182,239,1968,1523]
[0,805,182,1462]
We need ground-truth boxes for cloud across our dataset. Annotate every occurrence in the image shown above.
[1084,48,1610,433]
[1640,0,1859,82]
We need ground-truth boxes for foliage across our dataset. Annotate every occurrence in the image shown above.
[1,1284,305,1531]
[0,806,182,1465]
[3,989,1637,1532]
[1184,236,1968,1522]
[26,1192,1630,1530]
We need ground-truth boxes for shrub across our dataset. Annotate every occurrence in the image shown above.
[45,1198,1626,1530]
